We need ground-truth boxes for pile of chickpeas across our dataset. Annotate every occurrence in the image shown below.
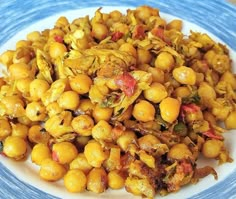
[0,5,236,198]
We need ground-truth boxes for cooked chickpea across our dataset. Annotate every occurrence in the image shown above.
[92,104,113,122]
[220,71,236,90]
[27,31,41,42]
[147,67,165,83]
[154,52,175,72]
[71,114,94,136]
[8,63,31,80]
[173,66,196,85]
[52,142,78,164]
[202,139,223,158]
[11,123,29,139]
[92,23,109,41]
[16,77,32,94]
[84,140,107,167]
[25,101,46,121]
[69,74,92,94]
[57,91,80,110]
[39,158,66,181]
[138,134,160,152]
[166,19,183,31]
[64,169,87,193]
[225,111,236,130]
[137,48,152,64]
[116,130,137,151]
[55,16,69,28]
[132,100,156,122]
[77,99,95,115]
[109,10,122,22]
[49,42,67,59]
[168,143,193,160]
[108,170,125,189]
[28,125,51,144]
[87,167,108,193]
[0,119,12,140]
[16,40,31,49]
[70,153,93,174]
[144,82,168,103]
[46,102,63,117]
[31,143,51,165]
[92,120,112,142]
[0,50,14,67]
[159,97,180,123]
[3,136,27,160]
[119,43,137,58]
[29,79,50,101]
[173,86,191,98]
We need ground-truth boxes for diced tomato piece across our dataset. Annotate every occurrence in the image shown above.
[181,104,200,113]
[132,25,145,39]
[54,35,64,43]
[111,31,124,41]
[180,161,193,174]
[151,27,164,40]
[203,129,223,140]
[115,73,137,96]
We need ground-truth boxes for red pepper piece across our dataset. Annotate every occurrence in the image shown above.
[54,35,64,43]
[115,73,137,96]
[132,25,146,40]
[111,31,124,41]
[203,129,223,140]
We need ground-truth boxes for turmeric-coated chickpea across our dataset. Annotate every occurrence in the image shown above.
[159,97,180,123]
[225,111,236,130]
[64,169,87,193]
[31,143,51,165]
[173,66,196,85]
[92,120,112,142]
[166,19,183,31]
[70,153,93,174]
[16,77,32,94]
[57,91,80,110]
[30,79,50,101]
[55,16,69,28]
[52,142,78,164]
[77,99,95,115]
[138,134,160,152]
[0,50,14,67]
[16,40,32,49]
[92,23,109,41]
[71,114,94,136]
[46,102,63,117]
[108,170,125,189]
[8,63,31,80]
[28,125,51,144]
[168,143,193,160]
[27,31,41,42]
[220,71,236,90]
[202,139,223,159]
[132,100,156,122]
[0,119,12,141]
[3,136,27,160]
[92,104,113,122]
[173,86,191,98]
[147,67,165,83]
[84,140,107,167]
[49,42,67,59]
[119,43,137,58]
[39,158,66,181]
[11,123,29,139]
[69,74,92,94]
[87,167,108,193]
[154,52,175,72]
[116,130,137,151]
[137,49,152,64]
[25,101,47,121]
[143,82,167,103]
[109,10,122,22]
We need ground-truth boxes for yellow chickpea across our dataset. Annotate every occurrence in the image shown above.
[87,167,108,193]
[108,170,125,189]
[144,82,168,103]
[92,23,109,41]
[0,50,14,67]
[172,66,196,85]
[138,134,161,152]
[225,111,236,130]
[137,48,152,64]
[52,142,78,164]
[46,102,63,117]
[71,114,94,136]
[220,71,236,90]
[109,10,122,22]
[27,31,41,42]
[25,101,46,121]
[8,63,31,80]
[119,43,137,58]
[92,104,113,122]
[168,143,193,160]
[0,119,11,141]
[16,40,32,49]
[69,74,92,94]
[11,123,29,139]
[173,86,191,98]
[166,19,183,31]
[64,169,87,193]
[77,99,95,115]
[3,136,27,160]
[84,140,107,167]
[39,158,66,181]
[159,97,180,123]
[31,143,51,165]
[49,28,65,38]
[29,79,50,101]
[57,91,80,110]
[55,16,69,28]
[147,67,165,83]
[92,120,112,142]
[28,125,51,144]
[49,42,67,59]
[16,77,32,94]
[116,130,137,151]
[154,52,175,72]
[132,100,156,122]
[202,139,223,159]
[70,153,93,174]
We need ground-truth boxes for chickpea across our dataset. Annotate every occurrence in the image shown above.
[8,63,31,80]
[119,43,137,58]
[108,170,125,189]
[147,67,165,83]
[116,130,137,151]
[16,40,32,49]
[173,86,191,98]
[168,143,193,160]
[69,74,92,94]
[3,136,27,160]
[0,119,11,140]
[136,5,159,22]
[202,139,223,158]
[16,77,32,94]
[28,125,51,144]
[139,150,155,168]
[87,167,108,193]
[198,82,216,107]
[77,99,95,115]
[71,114,94,136]
[55,16,69,28]
[17,115,33,126]
[92,104,113,122]
[112,22,129,35]
[70,153,93,174]
[144,82,168,103]
[29,79,50,101]
[0,50,14,67]
[11,123,29,139]
[220,71,236,90]
[166,19,183,31]
[49,42,67,59]
[137,48,152,64]
[132,100,156,122]
[92,23,109,41]
[25,101,46,121]
[104,147,121,171]
[46,102,63,117]
[49,28,65,38]
[159,97,180,123]
[225,111,236,130]
[52,142,78,164]
[154,52,175,72]
[84,140,107,167]
[31,143,51,165]
[27,31,41,42]
[173,66,196,85]
[64,169,87,193]
[92,120,112,142]
[39,158,66,181]
[138,134,160,152]
[57,91,80,110]
[203,111,217,126]
[109,10,122,22]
